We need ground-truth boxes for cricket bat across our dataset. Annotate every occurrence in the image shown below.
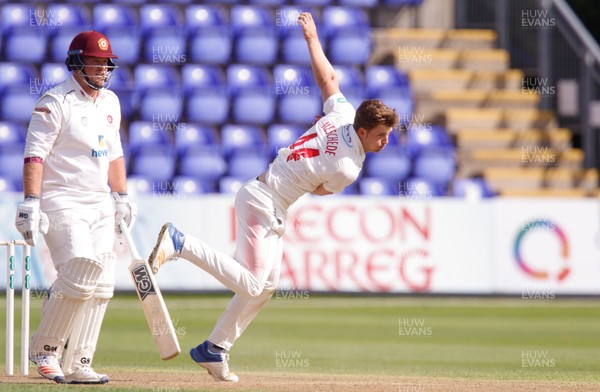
[120,221,181,360]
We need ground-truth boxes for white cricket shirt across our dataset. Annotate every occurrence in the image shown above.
[265,93,365,209]
[25,75,123,211]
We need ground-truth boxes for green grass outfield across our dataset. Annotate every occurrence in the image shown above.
[1,293,599,391]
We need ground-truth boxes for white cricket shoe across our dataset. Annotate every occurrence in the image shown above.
[190,341,239,382]
[30,353,65,383]
[64,366,109,384]
[148,222,185,274]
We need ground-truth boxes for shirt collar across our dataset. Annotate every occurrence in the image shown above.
[68,75,104,102]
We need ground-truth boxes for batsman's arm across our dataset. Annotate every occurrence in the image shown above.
[108,156,127,193]
[299,12,340,102]
[23,162,42,198]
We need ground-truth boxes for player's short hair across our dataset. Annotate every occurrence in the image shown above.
[353,100,399,132]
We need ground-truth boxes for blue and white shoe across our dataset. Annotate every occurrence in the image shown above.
[190,341,239,382]
[148,223,185,274]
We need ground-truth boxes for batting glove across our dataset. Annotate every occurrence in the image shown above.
[112,192,137,234]
[15,197,49,246]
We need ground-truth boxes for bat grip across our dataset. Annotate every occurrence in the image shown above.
[120,220,142,260]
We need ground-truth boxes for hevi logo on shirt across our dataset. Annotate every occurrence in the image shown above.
[92,135,109,158]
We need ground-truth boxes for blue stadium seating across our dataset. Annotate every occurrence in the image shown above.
[267,124,304,158]
[46,4,90,29]
[231,6,277,64]
[412,147,456,186]
[110,66,135,90]
[401,177,446,198]
[130,145,176,182]
[174,124,219,157]
[273,65,316,89]
[227,150,269,179]
[139,90,183,123]
[186,5,231,63]
[177,145,227,182]
[134,64,181,92]
[104,28,141,65]
[126,176,154,196]
[183,64,226,93]
[49,28,83,63]
[186,5,228,32]
[93,4,137,31]
[359,177,397,196]
[273,65,321,124]
[232,89,276,125]
[143,29,186,64]
[0,122,26,147]
[0,148,24,182]
[321,6,370,37]
[339,0,378,6]
[451,178,494,198]
[186,89,230,124]
[219,176,245,194]
[365,147,411,184]
[0,63,38,92]
[0,176,20,193]
[221,124,266,158]
[405,125,452,159]
[228,65,272,93]
[40,63,70,90]
[367,66,414,124]
[140,5,182,33]
[171,176,213,195]
[111,67,137,119]
[3,28,46,63]
[1,88,38,123]
[328,31,371,65]
[2,4,34,34]
[127,121,171,155]
[334,65,366,108]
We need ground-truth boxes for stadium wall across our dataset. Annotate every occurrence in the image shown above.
[0,194,598,295]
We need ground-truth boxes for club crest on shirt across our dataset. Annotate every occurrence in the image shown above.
[107,115,113,124]
[342,125,353,147]
[98,135,106,146]
[81,117,87,126]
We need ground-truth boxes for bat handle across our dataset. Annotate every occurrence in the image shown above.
[120,220,142,261]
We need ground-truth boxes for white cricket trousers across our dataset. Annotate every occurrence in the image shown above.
[181,179,286,350]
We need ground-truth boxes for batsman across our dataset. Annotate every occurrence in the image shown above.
[14,31,136,384]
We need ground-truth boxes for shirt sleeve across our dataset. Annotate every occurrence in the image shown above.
[24,96,63,160]
[323,92,356,119]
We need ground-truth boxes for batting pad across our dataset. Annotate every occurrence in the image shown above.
[31,257,103,358]
[63,253,115,373]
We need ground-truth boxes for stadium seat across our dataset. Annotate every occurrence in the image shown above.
[2,4,34,34]
[232,89,276,125]
[46,4,90,28]
[140,5,182,33]
[183,65,229,123]
[127,121,171,154]
[359,177,397,196]
[93,4,137,31]
[182,64,225,93]
[174,124,219,157]
[178,145,227,182]
[291,0,330,5]
[227,150,269,179]
[171,176,213,195]
[412,147,456,186]
[451,178,495,198]
[186,89,230,125]
[0,148,24,182]
[110,65,135,90]
[143,29,186,64]
[3,28,47,63]
[104,28,141,65]
[231,6,277,64]
[376,88,414,126]
[267,124,305,158]
[1,88,38,123]
[0,122,26,147]
[126,176,153,196]
[111,67,137,120]
[139,90,183,123]
[273,65,321,124]
[400,177,445,198]
[186,4,228,31]
[134,64,181,92]
[339,0,378,5]
[0,63,38,92]
[366,65,410,95]
[49,28,83,63]
[334,65,366,108]
[321,6,369,38]
[280,29,326,65]
[328,31,371,65]
[221,124,266,158]
[186,5,231,64]
[227,64,272,93]
[40,63,70,90]
[219,176,245,194]
[0,176,20,193]
[365,147,411,184]
[130,145,176,182]
[405,125,452,159]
